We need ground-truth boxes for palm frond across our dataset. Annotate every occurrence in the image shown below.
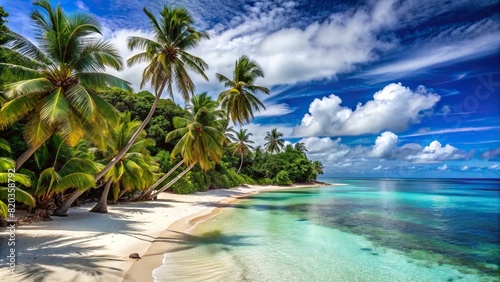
[0,95,39,130]
[4,77,52,98]
[77,73,132,92]
[39,87,69,125]
[55,172,96,192]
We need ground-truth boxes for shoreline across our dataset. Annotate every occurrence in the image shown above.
[0,183,324,282]
[124,183,322,282]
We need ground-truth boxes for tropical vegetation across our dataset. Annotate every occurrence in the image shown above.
[0,2,323,221]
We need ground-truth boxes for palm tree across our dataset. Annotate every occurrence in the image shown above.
[217,55,270,125]
[230,128,255,173]
[90,113,160,213]
[147,93,225,200]
[264,128,285,154]
[94,6,209,183]
[311,161,324,180]
[294,142,308,154]
[0,0,130,170]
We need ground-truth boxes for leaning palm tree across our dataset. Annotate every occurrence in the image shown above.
[264,128,285,154]
[230,128,255,173]
[0,0,130,170]
[217,55,270,125]
[93,6,210,183]
[146,93,225,200]
[136,92,219,200]
[90,113,159,213]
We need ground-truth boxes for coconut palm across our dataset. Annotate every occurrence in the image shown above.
[264,128,285,154]
[230,128,255,173]
[294,142,308,154]
[147,93,225,200]
[0,0,130,170]
[217,55,270,125]
[89,113,160,213]
[94,6,210,183]
[136,92,219,200]
[311,160,324,179]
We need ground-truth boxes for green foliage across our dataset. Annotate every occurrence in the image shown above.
[99,90,185,154]
[171,172,197,194]
[0,0,130,151]
[256,177,273,185]
[274,171,292,185]
[217,55,269,125]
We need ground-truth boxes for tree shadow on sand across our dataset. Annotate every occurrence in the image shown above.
[5,234,123,282]
[142,229,257,256]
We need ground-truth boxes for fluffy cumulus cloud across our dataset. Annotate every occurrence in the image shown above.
[293,83,440,137]
[406,141,470,163]
[292,131,470,174]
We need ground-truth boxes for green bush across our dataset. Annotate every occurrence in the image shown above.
[171,173,197,194]
[256,177,274,185]
[274,171,292,185]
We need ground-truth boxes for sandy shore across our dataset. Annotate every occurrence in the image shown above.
[0,184,320,282]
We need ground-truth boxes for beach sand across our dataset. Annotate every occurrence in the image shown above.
[0,184,319,282]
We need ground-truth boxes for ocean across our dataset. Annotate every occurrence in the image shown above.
[155,178,500,282]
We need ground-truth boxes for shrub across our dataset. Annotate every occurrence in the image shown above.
[256,177,274,185]
[274,171,292,185]
[171,173,197,194]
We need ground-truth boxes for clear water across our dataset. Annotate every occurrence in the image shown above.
[158,179,500,282]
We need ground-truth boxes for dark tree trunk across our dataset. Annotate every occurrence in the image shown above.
[90,178,113,213]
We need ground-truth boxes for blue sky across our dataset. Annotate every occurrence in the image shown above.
[2,0,500,178]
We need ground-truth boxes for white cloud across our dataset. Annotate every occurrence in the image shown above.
[300,137,351,162]
[489,164,499,170]
[407,141,469,163]
[75,1,89,10]
[438,164,448,171]
[371,131,398,158]
[293,83,440,137]
[461,166,469,171]
[358,17,500,81]
[294,131,470,175]
[401,126,500,138]
[253,103,294,118]
[373,165,383,170]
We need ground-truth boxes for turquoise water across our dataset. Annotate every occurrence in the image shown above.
[159,179,500,281]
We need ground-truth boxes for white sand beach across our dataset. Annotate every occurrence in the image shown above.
[0,184,319,282]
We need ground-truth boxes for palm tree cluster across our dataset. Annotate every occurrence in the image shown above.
[0,1,322,219]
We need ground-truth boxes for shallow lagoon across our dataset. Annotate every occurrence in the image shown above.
[159,179,500,281]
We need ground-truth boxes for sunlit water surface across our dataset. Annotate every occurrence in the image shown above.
[156,178,500,282]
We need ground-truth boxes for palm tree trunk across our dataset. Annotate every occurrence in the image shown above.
[237,153,244,173]
[16,143,43,170]
[148,163,195,200]
[94,79,168,183]
[135,159,184,201]
[89,178,113,213]
[53,189,85,216]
